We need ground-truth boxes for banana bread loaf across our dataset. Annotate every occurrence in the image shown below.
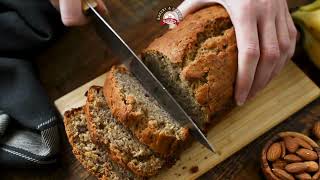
[84,86,164,177]
[63,107,141,180]
[104,66,190,156]
[141,5,237,127]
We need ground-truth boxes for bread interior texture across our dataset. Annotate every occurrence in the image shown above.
[142,18,233,127]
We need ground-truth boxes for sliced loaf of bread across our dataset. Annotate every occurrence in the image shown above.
[104,66,190,156]
[141,5,237,127]
[84,86,164,177]
[63,107,141,180]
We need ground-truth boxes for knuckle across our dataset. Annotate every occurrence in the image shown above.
[279,38,291,51]
[289,26,298,39]
[262,46,280,63]
[260,0,274,11]
[243,46,260,60]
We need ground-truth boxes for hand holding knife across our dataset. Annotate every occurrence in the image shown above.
[82,0,98,13]
[81,0,216,153]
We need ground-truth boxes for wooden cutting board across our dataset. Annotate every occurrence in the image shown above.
[55,61,320,179]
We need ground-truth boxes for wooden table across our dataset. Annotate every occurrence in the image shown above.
[2,0,319,179]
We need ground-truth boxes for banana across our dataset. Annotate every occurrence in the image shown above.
[300,0,320,11]
[303,28,320,69]
[292,8,320,41]
[292,0,320,69]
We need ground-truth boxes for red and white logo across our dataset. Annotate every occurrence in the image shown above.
[157,6,182,26]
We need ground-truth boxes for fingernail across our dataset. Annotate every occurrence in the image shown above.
[237,93,247,106]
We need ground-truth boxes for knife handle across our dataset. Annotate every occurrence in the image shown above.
[82,0,98,14]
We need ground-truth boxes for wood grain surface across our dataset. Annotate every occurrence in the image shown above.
[1,0,319,180]
[54,61,319,179]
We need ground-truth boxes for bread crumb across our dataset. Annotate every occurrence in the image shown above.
[182,166,186,170]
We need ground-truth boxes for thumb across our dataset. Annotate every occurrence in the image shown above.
[169,0,199,29]
[49,0,59,10]
[177,0,208,18]
[172,0,226,29]
[60,0,88,26]
[177,0,227,18]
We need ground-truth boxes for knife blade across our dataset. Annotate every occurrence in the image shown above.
[84,0,216,153]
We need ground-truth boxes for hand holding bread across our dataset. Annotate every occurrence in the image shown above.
[177,0,298,105]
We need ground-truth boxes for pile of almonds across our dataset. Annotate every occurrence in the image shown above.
[265,133,320,180]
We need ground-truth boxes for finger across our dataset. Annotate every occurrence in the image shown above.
[177,0,207,18]
[96,0,108,15]
[173,0,203,29]
[60,0,88,26]
[285,3,298,62]
[233,10,260,105]
[174,0,232,30]
[175,0,220,29]
[49,0,59,10]
[270,0,291,78]
[248,12,280,99]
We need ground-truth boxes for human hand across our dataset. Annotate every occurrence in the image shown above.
[50,0,107,26]
[177,0,297,105]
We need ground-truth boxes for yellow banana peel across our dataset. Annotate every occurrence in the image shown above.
[292,0,320,69]
[300,0,320,11]
[303,28,320,69]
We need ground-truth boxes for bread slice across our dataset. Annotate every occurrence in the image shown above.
[84,86,164,177]
[104,66,189,156]
[141,5,237,127]
[63,107,140,180]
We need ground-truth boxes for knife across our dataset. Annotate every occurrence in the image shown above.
[83,0,216,153]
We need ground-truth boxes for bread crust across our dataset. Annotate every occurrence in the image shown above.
[64,107,145,180]
[85,86,164,177]
[63,107,107,180]
[104,66,189,156]
[142,5,237,124]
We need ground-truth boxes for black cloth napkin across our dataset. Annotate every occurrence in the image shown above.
[0,0,63,167]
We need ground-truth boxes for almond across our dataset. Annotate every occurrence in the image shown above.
[313,121,320,139]
[295,173,312,180]
[305,161,319,172]
[280,141,286,158]
[312,171,320,180]
[284,154,303,163]
[284,136,299,153]
[272,160,288,170]
[272,168,294,180]
[294,137,313,150]
[285,162,308,173]
[267,142,282,161]
[296,148,318,161]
